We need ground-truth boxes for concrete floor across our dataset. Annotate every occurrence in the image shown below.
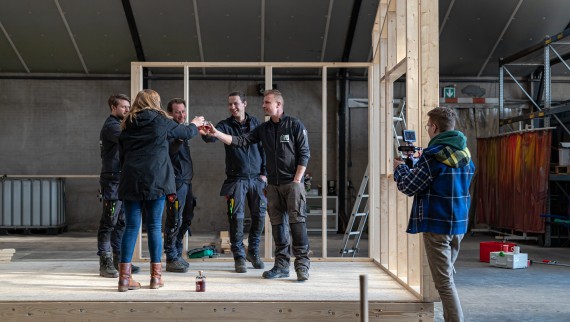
[0,230,569,321]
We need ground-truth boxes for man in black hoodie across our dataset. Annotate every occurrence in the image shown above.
[207,89,311,282]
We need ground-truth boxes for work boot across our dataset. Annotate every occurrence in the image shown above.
[246,252,265,269]
[118,263,141,292]
[99,252,118,278]
[179,256,190,268]
[166,258,188,273]
[234,258,247,273]
[296,267,309,281]
[150,262,164,289]
[113,253,140,274]
[262,266,289,279]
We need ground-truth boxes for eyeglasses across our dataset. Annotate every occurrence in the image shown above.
[424,124,432,131]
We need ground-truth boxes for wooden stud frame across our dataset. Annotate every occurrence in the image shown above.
[372,0,439,300]
[130,61,371,262]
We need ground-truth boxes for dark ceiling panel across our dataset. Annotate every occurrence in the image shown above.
[264,0,330,63]
[0,0,84,73]
[58,0,137,74]
[479,0,570,77]
[439,0,520,77]
[323,0,352,62]
[349,0,379,67]
[198,0,261,64]
[0,28,26,73]
[130,0,200,65]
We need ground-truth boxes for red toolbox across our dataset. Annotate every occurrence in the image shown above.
[479,241,517,262]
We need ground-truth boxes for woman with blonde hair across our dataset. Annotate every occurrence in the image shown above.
[117,89,204,292]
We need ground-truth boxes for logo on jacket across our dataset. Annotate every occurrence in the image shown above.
[280,134,290,143]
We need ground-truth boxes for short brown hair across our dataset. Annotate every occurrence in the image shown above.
[167,98,186,113]
[263,89,284,105]
[427,107,456,132]
[108,94,130,111]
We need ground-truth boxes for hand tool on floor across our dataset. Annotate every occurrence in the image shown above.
[529,259,570,267]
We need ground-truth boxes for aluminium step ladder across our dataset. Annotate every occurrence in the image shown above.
[340,164,369,257]
[340,98,409,257]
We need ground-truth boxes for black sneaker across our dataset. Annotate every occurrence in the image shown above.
[296,268,309,281]
[166,258,188,273]
[262,266,289,279]
[246,253,265,269]
[235,258,247,273]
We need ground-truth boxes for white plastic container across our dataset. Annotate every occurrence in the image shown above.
[559,142,570,166]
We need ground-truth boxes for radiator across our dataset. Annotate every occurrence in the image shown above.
[0,178,66,231]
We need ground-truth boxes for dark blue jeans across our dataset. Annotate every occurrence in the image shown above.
[121,196,166,264]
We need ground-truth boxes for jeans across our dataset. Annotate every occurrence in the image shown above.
[423,232,464,322]
[121,196,166,264]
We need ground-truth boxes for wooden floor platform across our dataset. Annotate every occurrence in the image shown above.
[0,260,433,321]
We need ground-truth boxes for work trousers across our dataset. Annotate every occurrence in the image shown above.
[226,178,267,259]
[97,177,125,257]
[423,232,464,322]
[164,182,195,261]
[265,182,310,270]
[121,196,166,264]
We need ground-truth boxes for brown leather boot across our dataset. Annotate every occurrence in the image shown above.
[118,263,141,292]
[150,262,164,289]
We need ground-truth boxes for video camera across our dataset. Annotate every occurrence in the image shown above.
[397,130,422,167]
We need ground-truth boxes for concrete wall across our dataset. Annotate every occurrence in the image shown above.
[2,78,567,232]
[0,78,351,232]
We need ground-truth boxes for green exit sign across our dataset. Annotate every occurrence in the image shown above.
[443,86,455,98]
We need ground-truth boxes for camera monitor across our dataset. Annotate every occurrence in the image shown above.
[403,130,416,143]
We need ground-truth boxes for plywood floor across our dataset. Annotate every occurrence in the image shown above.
[0,232,433,321]
[0,260,417,303]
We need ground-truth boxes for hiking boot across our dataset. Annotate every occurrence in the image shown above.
[296,267,309,281]
[113,253,140,274]
[235,258,247,273]
[246,253,265,269]
[262,266,289,279]
[99,252,118,278]
[166,258,188,273]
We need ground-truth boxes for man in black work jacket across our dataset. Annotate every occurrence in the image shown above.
[98,94,140,277]
[202,91,267,273]
[206,89,311,281]
[163,98,198,273]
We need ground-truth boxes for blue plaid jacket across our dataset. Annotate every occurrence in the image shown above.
[394,131,475,235]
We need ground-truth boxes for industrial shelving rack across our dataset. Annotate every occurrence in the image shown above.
[498,27,570,247]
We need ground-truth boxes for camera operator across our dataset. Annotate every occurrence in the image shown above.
[393,107,475,322]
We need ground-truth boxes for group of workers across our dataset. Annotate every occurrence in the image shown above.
[96,87,474,322]
[97,89,311,292]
